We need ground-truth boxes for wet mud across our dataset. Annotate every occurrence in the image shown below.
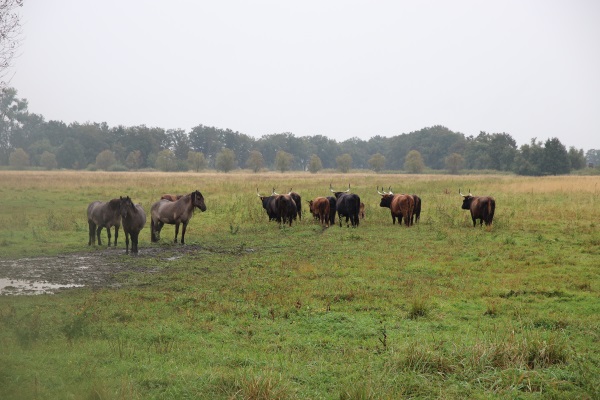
[0,246,199,295]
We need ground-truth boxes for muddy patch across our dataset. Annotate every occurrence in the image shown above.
[0,245,203,295]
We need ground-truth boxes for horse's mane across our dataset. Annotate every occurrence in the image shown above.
[109,198,120,210]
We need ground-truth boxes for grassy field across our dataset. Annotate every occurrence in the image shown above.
[0,170,599,399]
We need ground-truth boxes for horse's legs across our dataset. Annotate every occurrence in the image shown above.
[174,223,180,243]
[114,225,119,246]
[96,226,103,245]
[125,232,130,254]
[131,231,138,254]
[180,222,188,244]
[88,221,95,246]
[151,219,158,242]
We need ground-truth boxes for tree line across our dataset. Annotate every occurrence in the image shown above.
[1,87,595,175]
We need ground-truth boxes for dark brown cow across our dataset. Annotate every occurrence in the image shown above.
[377,187,414,227]
[460,189,495,227]
[288,188,302,221]
[411,195,421,224]
[330,184,361,228]
[258,188,297,226]
[161,194,183,201]
[308,197,330,227]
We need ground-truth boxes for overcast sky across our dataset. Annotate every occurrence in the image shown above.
[9,0,600,150]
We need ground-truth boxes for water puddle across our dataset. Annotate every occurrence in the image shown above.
[0,278,84,295]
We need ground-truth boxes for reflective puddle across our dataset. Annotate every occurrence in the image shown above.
[0,278,84,295]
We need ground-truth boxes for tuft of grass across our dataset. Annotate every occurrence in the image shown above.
[407,296,429,319]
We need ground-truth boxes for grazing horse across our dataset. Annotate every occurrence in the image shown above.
[87,199,121,246]
[151,190,207,244]
[120,196,146,254]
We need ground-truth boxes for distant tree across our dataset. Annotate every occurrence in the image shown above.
[585,149,600,167]
[336,153,352,173]
[514,139,544,176]
[246,150,265,172]
[0,87,28,164]
[155,149,177,172]
[404,150,425,173]
[568,147,586,170]
[368,153,386,172]
[542,138,570,175]
[95,149,116,170]
[307,154,322,173]
[274,150,293,173]
[39,151,57,170]
[8,147,28,169]
[125,150,142,170]
[56,137,85,169]
[27,139,54,166]
[166,128,190,160]
[215,148,236,172]
[445,153,465,174]
[0,0,23,85]
[187,151,207,172]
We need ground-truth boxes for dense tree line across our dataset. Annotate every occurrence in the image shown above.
[0,87,593,175]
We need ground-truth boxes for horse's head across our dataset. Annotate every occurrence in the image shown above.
[119,196,134,218]
[192,190,207,212]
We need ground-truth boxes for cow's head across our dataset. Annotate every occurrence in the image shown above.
[377,186,394,207]
[307,200,315,215]
[459,188,474,210]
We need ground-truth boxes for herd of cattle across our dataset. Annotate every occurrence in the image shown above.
[87,185,495,255]
[258,185,494,230]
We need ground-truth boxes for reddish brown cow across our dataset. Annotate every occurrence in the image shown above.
[161,194,183,201]
[378,187,414,227]
[308,197,330,227]
[359,202,365,220]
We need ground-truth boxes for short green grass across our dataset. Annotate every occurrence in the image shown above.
[0,171,599,399]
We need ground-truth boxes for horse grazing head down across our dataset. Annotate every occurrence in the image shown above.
[191,190,207,212]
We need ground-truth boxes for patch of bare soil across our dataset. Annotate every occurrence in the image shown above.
[0,245,202,295]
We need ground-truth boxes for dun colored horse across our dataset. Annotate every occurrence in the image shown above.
[120,196,146,254]
[87,199,121,246]
[160,194,183,201]
[150,190,207,244]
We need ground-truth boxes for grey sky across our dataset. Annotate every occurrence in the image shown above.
[10,0,600,150]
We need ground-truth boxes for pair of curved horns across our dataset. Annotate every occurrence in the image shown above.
[330,183,351,193]
[376,186,394,196]
[459,188,472,197]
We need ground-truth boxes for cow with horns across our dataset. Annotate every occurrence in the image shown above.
[330,184,361,228]
[257,188,298,226]
[377,186,415,227]
[460,189,495,227]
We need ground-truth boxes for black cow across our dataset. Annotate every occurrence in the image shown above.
[327,196,337,226]
[288,188,302,221]
[257,188,297,226]
[330,184,360,228]
[460,189,495,227]
[276,193,298,226]
[257,189,279,221]
[411,194,422,224]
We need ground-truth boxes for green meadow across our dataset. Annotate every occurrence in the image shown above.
[0,170,599,399]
